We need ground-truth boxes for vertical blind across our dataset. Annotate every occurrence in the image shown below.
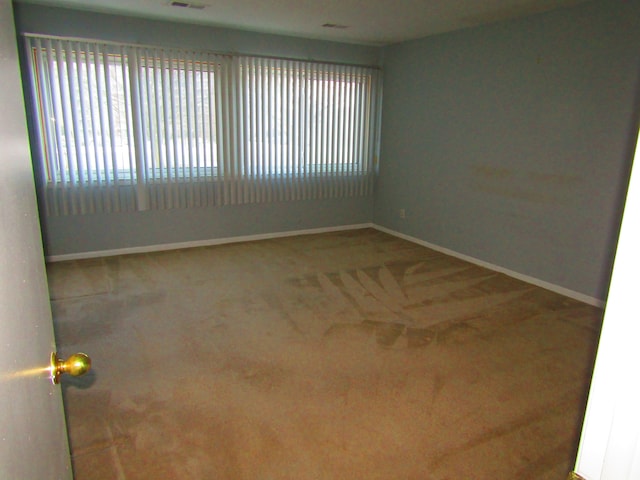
[24,35,382,215]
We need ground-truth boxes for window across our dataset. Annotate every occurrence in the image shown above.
[25,35,382,215]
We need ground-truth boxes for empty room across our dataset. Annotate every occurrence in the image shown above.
[2,0,640,478]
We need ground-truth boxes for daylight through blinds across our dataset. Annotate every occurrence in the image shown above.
[25,35,382,215]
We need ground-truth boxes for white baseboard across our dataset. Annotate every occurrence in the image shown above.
[373,225,605,308]
[46,221,604,308]
[45,223,374,262]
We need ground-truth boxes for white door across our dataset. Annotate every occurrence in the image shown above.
[0,1,72,478]
[572,128,640,477]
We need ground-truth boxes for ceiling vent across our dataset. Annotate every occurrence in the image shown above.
[169,1,206,10]
[322,23,349,29]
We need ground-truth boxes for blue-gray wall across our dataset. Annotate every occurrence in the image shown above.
[376,0,640,300]
[13,3,380,257]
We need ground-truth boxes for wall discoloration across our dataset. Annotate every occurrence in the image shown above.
[469,164,582,205]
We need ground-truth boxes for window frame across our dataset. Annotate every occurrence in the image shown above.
[24,34,383,214]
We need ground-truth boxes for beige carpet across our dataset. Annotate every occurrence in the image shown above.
[47,228,602,479]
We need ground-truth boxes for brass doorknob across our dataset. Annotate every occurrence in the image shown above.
[50,352,91,384]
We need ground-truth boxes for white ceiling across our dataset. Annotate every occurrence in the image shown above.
[17,0,589,46]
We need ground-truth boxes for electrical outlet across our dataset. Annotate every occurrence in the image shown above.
[399,208,406,219]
